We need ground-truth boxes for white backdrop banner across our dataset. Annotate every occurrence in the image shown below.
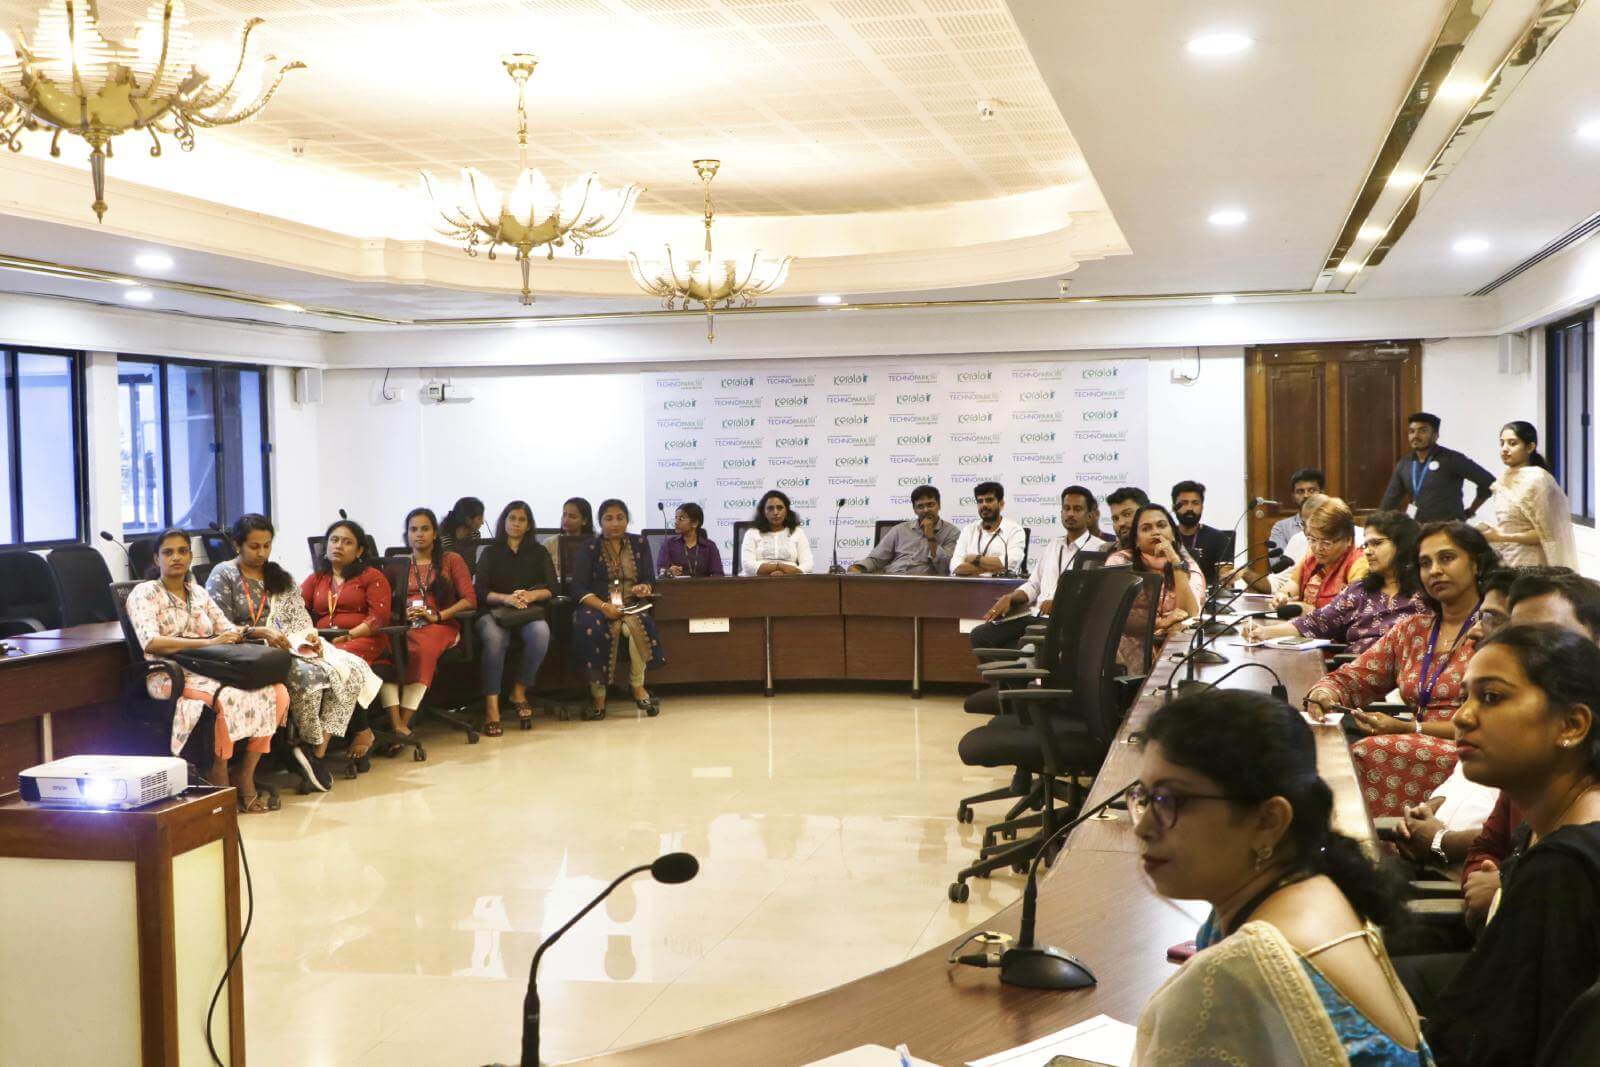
[642,357,1148,571]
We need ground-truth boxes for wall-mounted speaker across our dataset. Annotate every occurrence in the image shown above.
[293,367,323,404]
[1498,332,1531,375]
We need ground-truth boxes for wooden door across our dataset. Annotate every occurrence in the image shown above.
[1245,342,1421,553]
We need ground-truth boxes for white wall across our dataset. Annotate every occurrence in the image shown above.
[304,347,1248,558]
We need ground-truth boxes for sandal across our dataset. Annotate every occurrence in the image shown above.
[483,719,504,737]
[236,791,278,814]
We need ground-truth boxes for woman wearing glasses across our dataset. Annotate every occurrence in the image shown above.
[1132,688,1429,1063]
[1274,497,1369,613]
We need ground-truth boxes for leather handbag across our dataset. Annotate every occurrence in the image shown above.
[491,605,546,627]
[173,642,293,690]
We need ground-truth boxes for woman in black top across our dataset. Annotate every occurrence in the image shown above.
[1426,624,1600,1065]
[474,500,556,731]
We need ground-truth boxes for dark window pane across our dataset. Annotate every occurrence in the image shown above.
[17,352,78,542]
[217,367,268,521]
[167,363,217,529]
[119,360,165,533]
[0,357,12,542]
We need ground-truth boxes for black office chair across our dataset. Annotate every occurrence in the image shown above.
[200,531,237,564]
[452,537,486,578]
[872,519,900,546]
[308,531,381,572]
[949,569,1144,900]
[47,543,118,626]
[380,555,482,743]
[192,562,215,587]
[127,536,157,580]
[384,546,410,557]
[1072,550,1109,571]
[730,520,756,575]
[641,528,672,569]
[0,550,60,631]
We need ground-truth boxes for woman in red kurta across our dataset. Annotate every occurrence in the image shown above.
[384,508,477,735]
[1278,497,1368,612]
[302,518,392,669]
[1304,522,1496,818]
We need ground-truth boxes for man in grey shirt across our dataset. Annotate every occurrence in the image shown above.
[1269,467,1325,549]
[850,484,961,575]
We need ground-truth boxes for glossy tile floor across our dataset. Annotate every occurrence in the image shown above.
[240,691,1024,1065]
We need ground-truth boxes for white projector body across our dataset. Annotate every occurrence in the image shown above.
[19,755,188,810]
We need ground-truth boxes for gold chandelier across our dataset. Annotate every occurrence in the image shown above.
[0,0,302,221]
[421,54,642,307]
[627,159,793,342]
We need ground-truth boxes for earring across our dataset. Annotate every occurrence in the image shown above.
[1253,845,1274,870]
[1562,740,1575,748]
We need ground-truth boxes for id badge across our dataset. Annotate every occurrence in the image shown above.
[1405,504,1418,518]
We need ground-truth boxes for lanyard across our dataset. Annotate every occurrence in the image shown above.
[1416,608,1478,711]
[240,577,268,627]
[327,575,344,620]
[978,526,1004,560]
[1410,450,1435,496]
[410,559,435,604]
[681,537,705,575]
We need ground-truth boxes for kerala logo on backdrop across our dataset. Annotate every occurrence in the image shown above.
[837,536,872,550]
[774,436,810,448]
[713,396,762,409]
[1083,409,1120,422]
[958,494,976,506]
[959,453,994,465]
[664,479,699,490]
[958,412,994,424]
[773,396,809,408]
[1012,366,1066,381]
[838,496,871,507]
[1082,451,1122,463]
[720,417,756,429]
[662,399,697,410]
[897,475,930,487]
[956,370,992,383]
[1080,366,1119,380]
[776,477,812,488]
[1020,473,1055,486]
[664,438,698,450]
[1018,390,1056,402]
[887,370,938,384]
[722,498,758,510]
[766,374,816,388]
[950,390,1001,404]
[722,458,757,469]
[1019,432,1056,444]
[896,434,932,446]
[827,393,876,406]
[720,376,755,388]
[896,392,933,405]
[835,456,869,467]
[834,414,870,426]
[833,372,868,385]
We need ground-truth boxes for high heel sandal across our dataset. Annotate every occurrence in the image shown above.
[633,692,660,717]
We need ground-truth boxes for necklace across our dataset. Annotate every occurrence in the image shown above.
[1550,780,1600,831]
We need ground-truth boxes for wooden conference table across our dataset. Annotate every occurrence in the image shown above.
[0,621,129,791]
[579,617,1360,1067]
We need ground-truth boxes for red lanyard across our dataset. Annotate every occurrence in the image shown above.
[241,578,268,627]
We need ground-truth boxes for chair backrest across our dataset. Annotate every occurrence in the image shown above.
[555,535,583,594]
[192,562,215,587]
[0,549,61,630]
[641,528,672,568]
[731,520,756,576]
[47,544,118,626]
[1070,570,1147,748]
[1018,525,1033,573]
[1073,550,1110,571]
[1538,976,1600,1067]
[384,546,410,557]
[110,580,146,658]
[127,536,157,580]
[1034,568,1112,685]
[309,532,381,572]
[873,519,900,546]
[200,531,237,564]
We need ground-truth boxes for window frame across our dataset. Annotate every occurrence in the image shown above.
[117,354,273,536]
[2,345,88,548]
[1544,311,1596,527]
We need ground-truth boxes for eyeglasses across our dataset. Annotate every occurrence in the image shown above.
[1127,782,1231,830]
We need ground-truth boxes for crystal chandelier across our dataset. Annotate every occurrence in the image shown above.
[628,159,793,342]
[0,0,302,221]
[420,54,642,307]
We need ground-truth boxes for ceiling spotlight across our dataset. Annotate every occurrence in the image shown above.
[1452,236,1491,255]
[134,252,174,272]
[1208,208,1248,227]
[1577,119,1600,142]
[1336,260,1363,274]
[977,99,996,122]
[1386,170,1423,190]
[816,294,843,305]
[1436,78,1482,102]
[1186,32,1253,57]
[123,288,155,303]
[1357,225,1387,241]
[1211,294,1237,305]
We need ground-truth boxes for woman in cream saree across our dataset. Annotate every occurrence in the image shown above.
[1479,421,1577,569]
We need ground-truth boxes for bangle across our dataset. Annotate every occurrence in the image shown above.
[1412,717,1422,733]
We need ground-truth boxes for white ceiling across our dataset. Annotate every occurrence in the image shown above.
[0,0,1598,327]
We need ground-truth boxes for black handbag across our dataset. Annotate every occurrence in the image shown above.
[491,605,546,627]
[173,642,293,690]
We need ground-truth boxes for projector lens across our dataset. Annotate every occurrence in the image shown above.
[81,778,125,804]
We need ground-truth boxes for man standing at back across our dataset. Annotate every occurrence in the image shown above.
[849,484,960,575]
[1378,412,1494,522]
[951,481,1027,577]
[1171,480,1232,585]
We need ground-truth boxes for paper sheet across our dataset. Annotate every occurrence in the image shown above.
[966,1014,1136,1067]
[804,1046,941,1067]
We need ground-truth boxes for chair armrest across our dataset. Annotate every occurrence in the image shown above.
[1331,653,1357,666]
[977,659,1027,674]
[131,657,185,698]
[1409,879,1464,900]
[316,627,349,639]
[984,667,1049,683]
[545,595,572,610]
[1407,897,1466,925]
[1374,816,1402,841]
[973,647,1025,661]
[1113,674,1147,702]
[1023,625,1049,638]
[997,687,1073,703]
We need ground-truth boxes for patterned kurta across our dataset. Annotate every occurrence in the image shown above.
[1105,547,1206,671]
[206,560,380,745]
[571,534,665,682]
[1294,543,1369,610]
[126,579,286,755]
[1292,582,1427,654]
[1313,612,1475,818]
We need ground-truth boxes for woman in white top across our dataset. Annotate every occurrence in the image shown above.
[740,490,813,576]
[1478,421,1578,569]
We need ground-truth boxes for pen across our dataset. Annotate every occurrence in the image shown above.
[895,1044,912,1067]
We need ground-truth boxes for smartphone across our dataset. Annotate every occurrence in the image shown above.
[1167,940,1197,963]
[1277,636,1315,647]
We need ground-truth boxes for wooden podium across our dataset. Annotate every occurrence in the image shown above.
[0,787,245,1065]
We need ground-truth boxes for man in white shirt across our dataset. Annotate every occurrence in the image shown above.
[950,481,1028,577]
[970,485,1101,648]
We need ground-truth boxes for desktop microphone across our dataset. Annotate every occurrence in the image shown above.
[1181,661,1291,702]
[656,502,677,578]
[1251,497,1280,508]
[828,497,846,574]
[98,530,134,578]
[511,852,699,1067]
[1166,604,1302,701]
[960,782,1136,989]
[1190,545,1286,657]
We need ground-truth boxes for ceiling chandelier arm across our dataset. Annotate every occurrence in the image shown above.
[188,58,304,126]
[187,17,260,110]
[135,0,175,102]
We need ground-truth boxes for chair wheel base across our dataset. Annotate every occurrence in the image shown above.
[948,881,970,903]
[956,805,974,823]
[519,716,533,731]
[413,746,427,762]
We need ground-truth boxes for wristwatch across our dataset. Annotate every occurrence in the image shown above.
[1429,827,1449,866]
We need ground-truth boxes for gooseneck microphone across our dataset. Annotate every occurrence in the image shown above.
[515,852,698,1067]
[1166,603,1302,701]
[98,530,134,579]
[828,497,846,574]
[1184,661,1291,701]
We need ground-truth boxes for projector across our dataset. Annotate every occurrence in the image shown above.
[20,755,188,810]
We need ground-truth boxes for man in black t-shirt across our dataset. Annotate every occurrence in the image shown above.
[1377,411,1494,522]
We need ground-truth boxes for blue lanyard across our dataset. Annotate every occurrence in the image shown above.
[1410,450,1435,496]
[1416,608,1477,711]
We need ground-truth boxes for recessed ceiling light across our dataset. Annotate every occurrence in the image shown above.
[1453,236,1491,255]
[134,252,174,272]
[1577,119,1600,142]
[1357,225,1387,241]
[1211,294,1237,305]
[123,288,155,303]
[1386,170,1423,190]
[1208,208,1248,227]
[1336,260,1363,274]
[1436,78,1482,102]
[1186,32,1253,57]
[816,294,842,305]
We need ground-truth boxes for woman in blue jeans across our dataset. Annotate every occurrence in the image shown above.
[473,500,556,733]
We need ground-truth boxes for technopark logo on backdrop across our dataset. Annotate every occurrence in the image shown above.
[949,390,1000,404]
[713,396,762,409]
[828,393,877,407]
[766,374,816,388]
[888,453,941,467]
[1012,366,1066,381]
[657,377,704,390]
[887,370,937,384]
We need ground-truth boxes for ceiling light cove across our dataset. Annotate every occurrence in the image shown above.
[816,295,843,305]
[1386,170,1423,190]
[1435,78,1482,102]
[123,288,155,303]
[1335,260,1363,274]
[1578,120,1600,142]
[1207,208,1248,227]
[1186,32,1253,57]
[134,252,175,273]
[1211,294,1237,304]
[1357,226,1387,241]
[1452,236,1490,255]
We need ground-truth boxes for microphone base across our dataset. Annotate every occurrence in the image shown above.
[998,944,1097,990]
[1171,677,1220,698]
[1188,649,1228,666]
[827,564,846,575]
[1200,619,1236,636]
